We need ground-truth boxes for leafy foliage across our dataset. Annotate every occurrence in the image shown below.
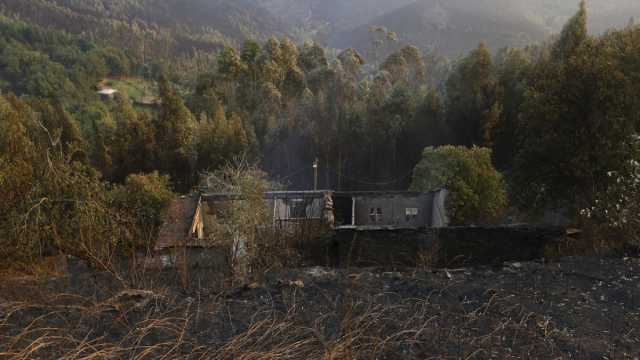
[446,42,501,147]
[191,37,447,190]
[0,15,133,101]
[110,172,174,252]
[411,146,508,225]
[0,0,289,62]
[201,159,296,283]
[0,93,173,268]
[583,137,640,249]
[512,6,640,215]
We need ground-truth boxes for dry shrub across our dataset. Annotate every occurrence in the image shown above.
[201,158,300,284]
[417,236,442,269]
[571,220,630,256]
[0,159,130,271]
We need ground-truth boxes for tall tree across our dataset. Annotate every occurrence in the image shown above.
[513,4,640,215]
[338,48,365,81]
[445,42,501,147]
[381,45,426,89]
[238,39,263,112]
[552,0,587,61]
[299,41,328,74]
[487,47,533,170]
[155,75,195,192]
[112,98,156,181]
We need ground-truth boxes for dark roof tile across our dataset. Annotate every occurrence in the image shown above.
[155,196,198,251]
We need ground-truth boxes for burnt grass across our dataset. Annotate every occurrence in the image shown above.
[1,257,639,359]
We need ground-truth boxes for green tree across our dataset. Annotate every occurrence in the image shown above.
[0,94,131,267]
[299,41,328,74]
[338,48,365,81]
[217,46,245,110]
[238,39,263,112]
[381,45,426,89]
[513,4,639,215]
[218,46,246,81]
[112,98,156,181]
[587,137,640,249]
[445,42,501,147]
[110,172,174,252]
[411,146,508,225]
[401,90,448,171]
[155,75,196,192]
[368,26,399,68]
[0,95,36,235]
[196,101,231,171]
[488,47,533,170]
[552,0,587,61]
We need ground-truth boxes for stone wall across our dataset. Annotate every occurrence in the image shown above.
[320,226,566,268]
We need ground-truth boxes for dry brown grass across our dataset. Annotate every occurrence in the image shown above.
[1,256,638,359]
[0,284,617,359]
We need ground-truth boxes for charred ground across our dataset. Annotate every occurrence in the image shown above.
[1,256,638,359]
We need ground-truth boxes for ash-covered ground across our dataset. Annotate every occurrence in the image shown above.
[1,256,639,359]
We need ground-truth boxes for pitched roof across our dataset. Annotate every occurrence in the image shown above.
[155,195,199,251]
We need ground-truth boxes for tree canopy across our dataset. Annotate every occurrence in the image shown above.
[410,146,508,225]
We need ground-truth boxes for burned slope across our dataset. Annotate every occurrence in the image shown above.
[0,256,639,359]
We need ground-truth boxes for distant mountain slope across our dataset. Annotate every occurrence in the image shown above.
[0,0,290,56]
[329,0,640,59]
[2,0,637,61]
[331,0,550,58]
[521,0,640,34]
[251,0,415,33]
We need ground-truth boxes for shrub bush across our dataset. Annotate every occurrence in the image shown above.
[110,171,174,253]
[411,145,508,225]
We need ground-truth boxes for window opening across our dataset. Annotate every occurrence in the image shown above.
[289,199,308,219]
[406,207,419,221]
[369,207,383,223]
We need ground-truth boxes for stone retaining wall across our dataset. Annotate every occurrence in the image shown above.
[317,226,566,268]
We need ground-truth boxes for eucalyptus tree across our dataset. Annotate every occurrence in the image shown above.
[514,1,640,215]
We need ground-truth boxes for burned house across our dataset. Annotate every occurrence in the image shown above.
[202,189,449,230]
[151,189,566,272]
[148,195,226,270]
[150,189,449,274]
[203,191,332,249]
[266,191,331,231]
[332,190,449,229]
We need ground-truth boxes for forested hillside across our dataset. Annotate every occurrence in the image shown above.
[2,0,638,61]
[0,0,289,60]
[332,0,640,58]
[250,0,415,37]
[0,15,134,100]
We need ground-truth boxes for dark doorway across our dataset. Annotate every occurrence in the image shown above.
[333,195,353,226]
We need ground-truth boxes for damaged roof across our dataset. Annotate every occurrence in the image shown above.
[155,195,199,251]
[203,189,445,202]
[203,190,332,202]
